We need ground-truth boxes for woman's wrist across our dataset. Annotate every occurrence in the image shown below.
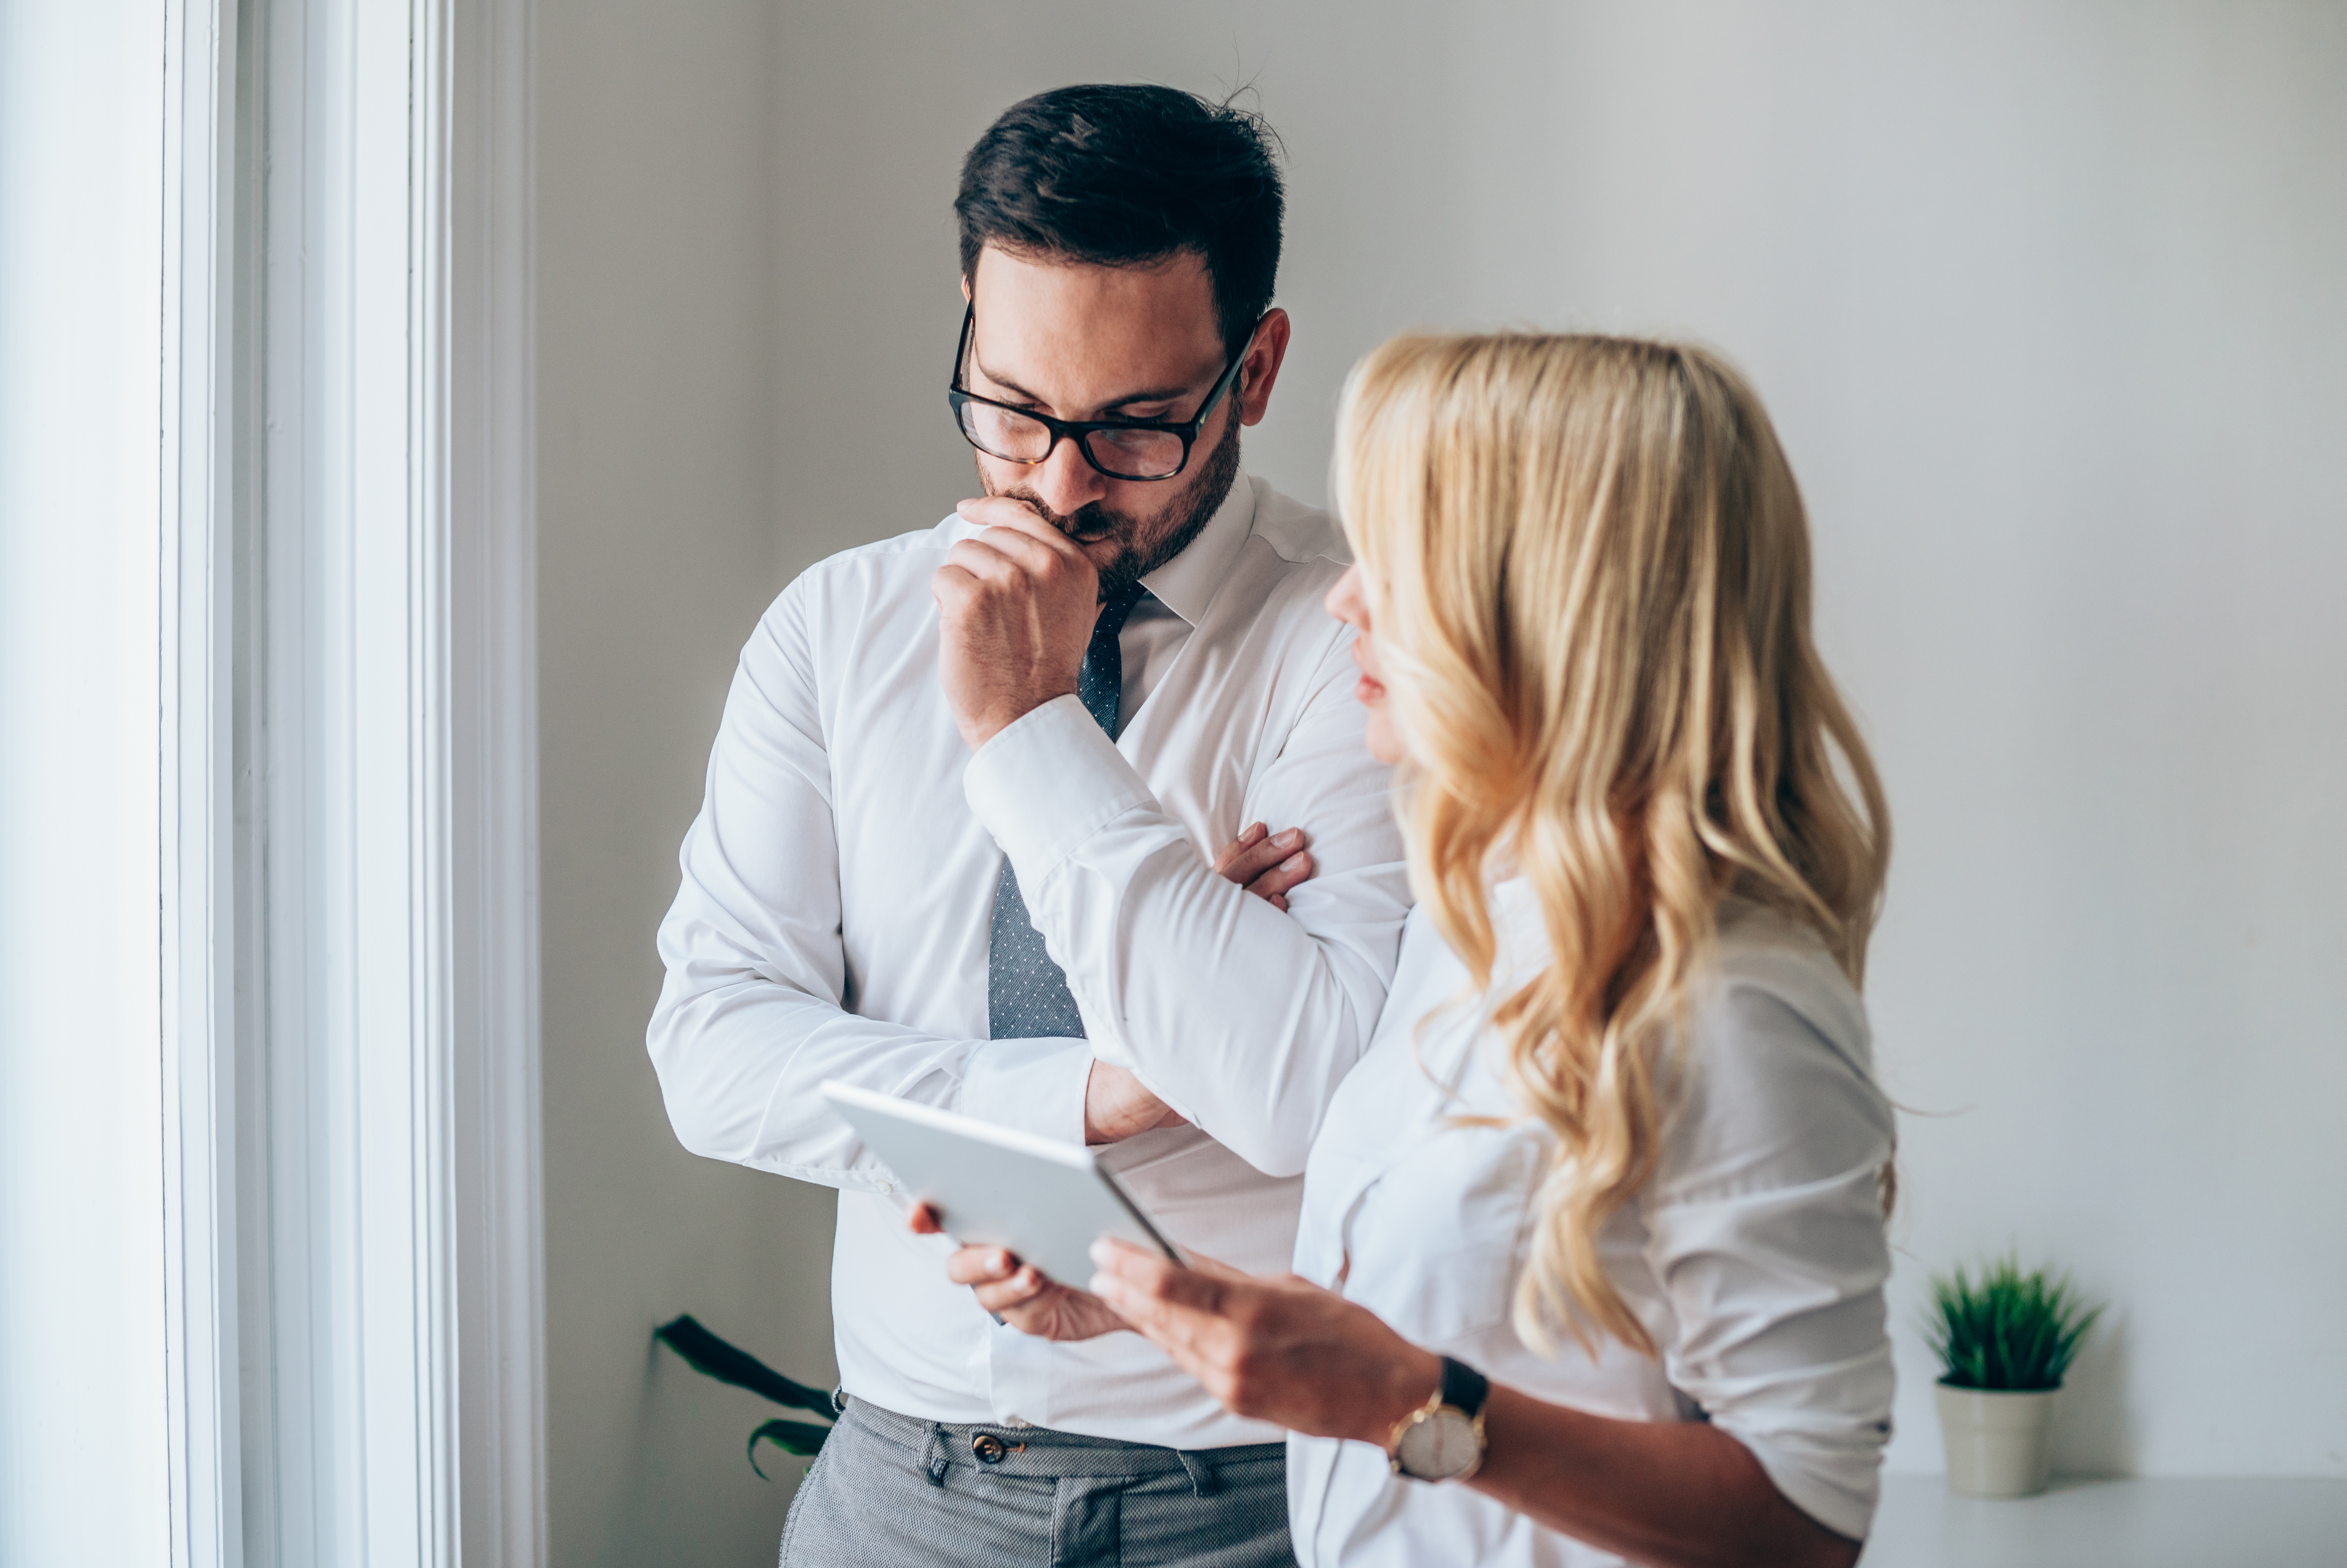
[1359,1342,1447,1447]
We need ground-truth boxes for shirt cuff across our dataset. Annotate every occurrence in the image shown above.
[963,694,1155,885]
[957,1035,1092,1148]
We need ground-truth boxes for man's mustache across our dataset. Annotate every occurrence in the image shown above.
[1001,489,1131,543]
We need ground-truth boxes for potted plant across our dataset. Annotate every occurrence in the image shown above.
[1923,1252,2103,1498]
[654,1315,836,1477]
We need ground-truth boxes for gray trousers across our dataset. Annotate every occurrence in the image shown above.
[780,1396,1295,1567]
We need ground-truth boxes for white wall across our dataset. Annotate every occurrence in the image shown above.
[758,0,2347,1482]
[526,7,2343,1553]
[535,4,839,1564]
[0,3,173,1563]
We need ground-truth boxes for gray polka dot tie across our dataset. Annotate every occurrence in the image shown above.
[988,581,1148,1041]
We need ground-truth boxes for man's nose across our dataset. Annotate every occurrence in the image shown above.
[1030,435,1109,518]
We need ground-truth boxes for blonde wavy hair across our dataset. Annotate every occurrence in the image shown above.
[1334,334,1891,1358]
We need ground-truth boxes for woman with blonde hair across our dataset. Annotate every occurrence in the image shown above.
[947,333,1897,1567]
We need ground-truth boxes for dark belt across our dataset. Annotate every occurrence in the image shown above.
[839,1394,1286,1497]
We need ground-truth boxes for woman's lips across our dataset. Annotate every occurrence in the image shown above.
[1350,634,1386,705]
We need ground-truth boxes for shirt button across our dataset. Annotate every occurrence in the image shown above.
[876,1180,893,1195]
[971,1434,1007,1464]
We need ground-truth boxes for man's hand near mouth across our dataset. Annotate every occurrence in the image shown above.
[933,494,1107,750]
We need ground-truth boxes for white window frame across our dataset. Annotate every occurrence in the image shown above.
[158,1,543,1562]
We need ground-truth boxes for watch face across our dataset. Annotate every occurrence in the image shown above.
[1397,1408,1480,1480]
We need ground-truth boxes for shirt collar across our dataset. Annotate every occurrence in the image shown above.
[1140,468,1256,627]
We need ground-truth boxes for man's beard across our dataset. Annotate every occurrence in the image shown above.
[989,410,1242,603]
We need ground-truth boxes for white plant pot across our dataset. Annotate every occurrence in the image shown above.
[1935,1382,2058,1498]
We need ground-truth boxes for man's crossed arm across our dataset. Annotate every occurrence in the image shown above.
[1081,821,1319,1143]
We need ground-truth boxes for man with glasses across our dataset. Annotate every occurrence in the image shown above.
[649,84,1409,1566]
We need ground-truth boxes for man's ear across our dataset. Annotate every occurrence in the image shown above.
[1237,308,1292,427]
[960,272,972,303]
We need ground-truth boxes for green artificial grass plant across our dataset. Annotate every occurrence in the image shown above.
[653,1314,835,1477]
[1924,1252,2103,1393]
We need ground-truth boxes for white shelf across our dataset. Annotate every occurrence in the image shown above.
[1862,1476,2347,1566]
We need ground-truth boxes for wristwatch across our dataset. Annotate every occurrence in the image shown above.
[1386,1356,1490,1482]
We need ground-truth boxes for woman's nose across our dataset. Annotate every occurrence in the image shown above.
[1324,564,1370,630]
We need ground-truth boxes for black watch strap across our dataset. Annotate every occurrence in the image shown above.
[1438,1356,1489,1418]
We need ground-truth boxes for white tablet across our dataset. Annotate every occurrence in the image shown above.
[820,1080,1183,1288]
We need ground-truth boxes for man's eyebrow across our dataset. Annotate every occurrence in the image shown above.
[973,356,1200,415]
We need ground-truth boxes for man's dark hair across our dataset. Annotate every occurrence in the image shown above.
[956,85,1285,355]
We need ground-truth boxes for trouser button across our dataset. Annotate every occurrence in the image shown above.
[971,1433,1007,1464]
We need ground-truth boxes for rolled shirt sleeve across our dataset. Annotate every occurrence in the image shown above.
[1642,978,1899,1541]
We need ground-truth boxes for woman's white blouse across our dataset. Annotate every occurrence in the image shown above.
[1286,885,1896,1566]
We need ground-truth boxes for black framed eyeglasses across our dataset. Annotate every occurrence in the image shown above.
[947,303,1259,482]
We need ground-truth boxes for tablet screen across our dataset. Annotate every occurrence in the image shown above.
[821,1080,1182,1288]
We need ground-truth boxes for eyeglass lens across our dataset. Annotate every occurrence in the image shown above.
[957,401,1188,481]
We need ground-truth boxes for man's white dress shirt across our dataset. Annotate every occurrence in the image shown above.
[649,474,1412,1448]
[1288,890,1897,1564]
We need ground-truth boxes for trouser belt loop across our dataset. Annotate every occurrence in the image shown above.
[923,1422,950,1488]
[1174,1449,1219,1498]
